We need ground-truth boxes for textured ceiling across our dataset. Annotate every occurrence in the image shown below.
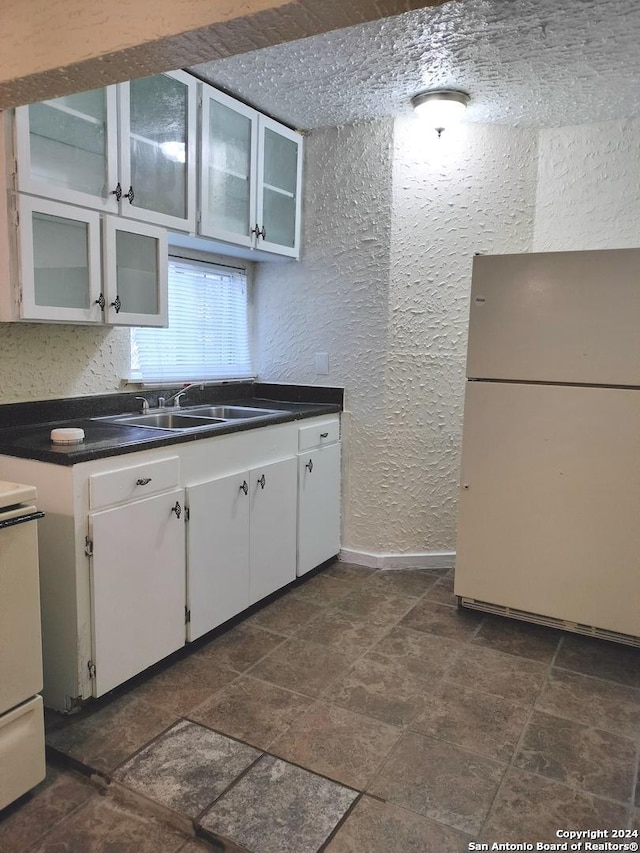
[190,0,640,130]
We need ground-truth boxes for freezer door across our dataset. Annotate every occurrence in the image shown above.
[467,248,640,385]
[455,381,640,637]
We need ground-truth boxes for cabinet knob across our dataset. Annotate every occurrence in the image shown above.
[257,474,266,489]
[136,477,152,486]
[240,480,248,495]
[95,293,106,311]
[251,224,266,240]
[171,501,182,519]
[305,459,313,473]
[124,185,135,204]
[111,182,122,201]
[320,432,329,438]
[110,294,122,313]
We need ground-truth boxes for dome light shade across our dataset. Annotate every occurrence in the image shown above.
[411,89,470,135]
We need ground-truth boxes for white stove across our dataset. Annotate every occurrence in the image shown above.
[0,480,46,810]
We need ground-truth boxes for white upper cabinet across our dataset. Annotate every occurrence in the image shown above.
[118,71,197,232]
[14,72,197,233]
[199,88,258,249]
[18,195,103,323]
[256,117,303,258]
[14,87,119,213]
[17,196,167,326]
[199,83,303,259]
[102,218,168,327]
[8,72,303,318]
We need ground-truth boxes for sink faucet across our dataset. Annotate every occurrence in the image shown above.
[159,383,204,409]
[135,396,150,414]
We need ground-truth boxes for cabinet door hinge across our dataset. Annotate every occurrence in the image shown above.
[88,661,96,679]
[184,506,190,522]
[185,606,191,625]
[84,536,93,557]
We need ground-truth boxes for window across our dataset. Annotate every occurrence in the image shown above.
[131,256,252,383]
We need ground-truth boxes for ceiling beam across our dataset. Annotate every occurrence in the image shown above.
[0,0,449,109]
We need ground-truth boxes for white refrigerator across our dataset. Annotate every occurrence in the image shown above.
[455,248,640,645]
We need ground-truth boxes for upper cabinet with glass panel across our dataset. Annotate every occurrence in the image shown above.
[14,87,119,212]
[14,71,197,233]
[119,71,197,232]
[257,117,303,258]
[9,70,301,310]
[199,83,303,259]
[200,88,258,249]
[15,195,167,327]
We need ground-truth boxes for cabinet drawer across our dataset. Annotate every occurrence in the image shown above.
[0,695,45,810]
[298,418,340,452]
[89,456,180,510]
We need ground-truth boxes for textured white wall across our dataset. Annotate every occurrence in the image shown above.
[253,121,394,548]
[533,118,640,251]
[4,115,638,553]
[0,324,130,404]
[255,118,538,555]
[385,119,537,553]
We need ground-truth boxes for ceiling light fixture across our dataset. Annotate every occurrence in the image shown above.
[411,89,470,136]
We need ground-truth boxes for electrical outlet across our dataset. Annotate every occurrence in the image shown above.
[315,352,329,375]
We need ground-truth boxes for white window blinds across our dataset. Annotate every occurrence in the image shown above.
[131,257,252,383]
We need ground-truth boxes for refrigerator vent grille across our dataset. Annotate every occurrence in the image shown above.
[459,598,640,649]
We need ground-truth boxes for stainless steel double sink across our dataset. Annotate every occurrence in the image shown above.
[94,405,286,432]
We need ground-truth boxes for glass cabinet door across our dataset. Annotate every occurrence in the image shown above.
[118,71,196,232]
[18,196,103,323]
[199,85,258,247]
[14,88,118,212]
[103,217,168,327]
[256,116,303,258]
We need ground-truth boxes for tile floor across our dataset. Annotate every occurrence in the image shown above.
[2,560,640,852]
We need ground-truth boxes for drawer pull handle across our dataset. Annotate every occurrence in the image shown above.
[240,480,248,495]
[320,432,329,438]
[305,459,313,473]
[171,501,182,519]
[136,477,152,486]
[257,474,266,489]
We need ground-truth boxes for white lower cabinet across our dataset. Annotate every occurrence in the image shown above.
[297,419,341,576]
[248,456,297,603]
[186,455,297,641]
[0,415,339,711]
[186,472,250,642]
[89,487,186,696]
[297,443,341,576]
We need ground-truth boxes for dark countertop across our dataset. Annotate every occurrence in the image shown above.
[0,383,343,466]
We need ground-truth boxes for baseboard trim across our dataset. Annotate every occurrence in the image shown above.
[339,549,456,571]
